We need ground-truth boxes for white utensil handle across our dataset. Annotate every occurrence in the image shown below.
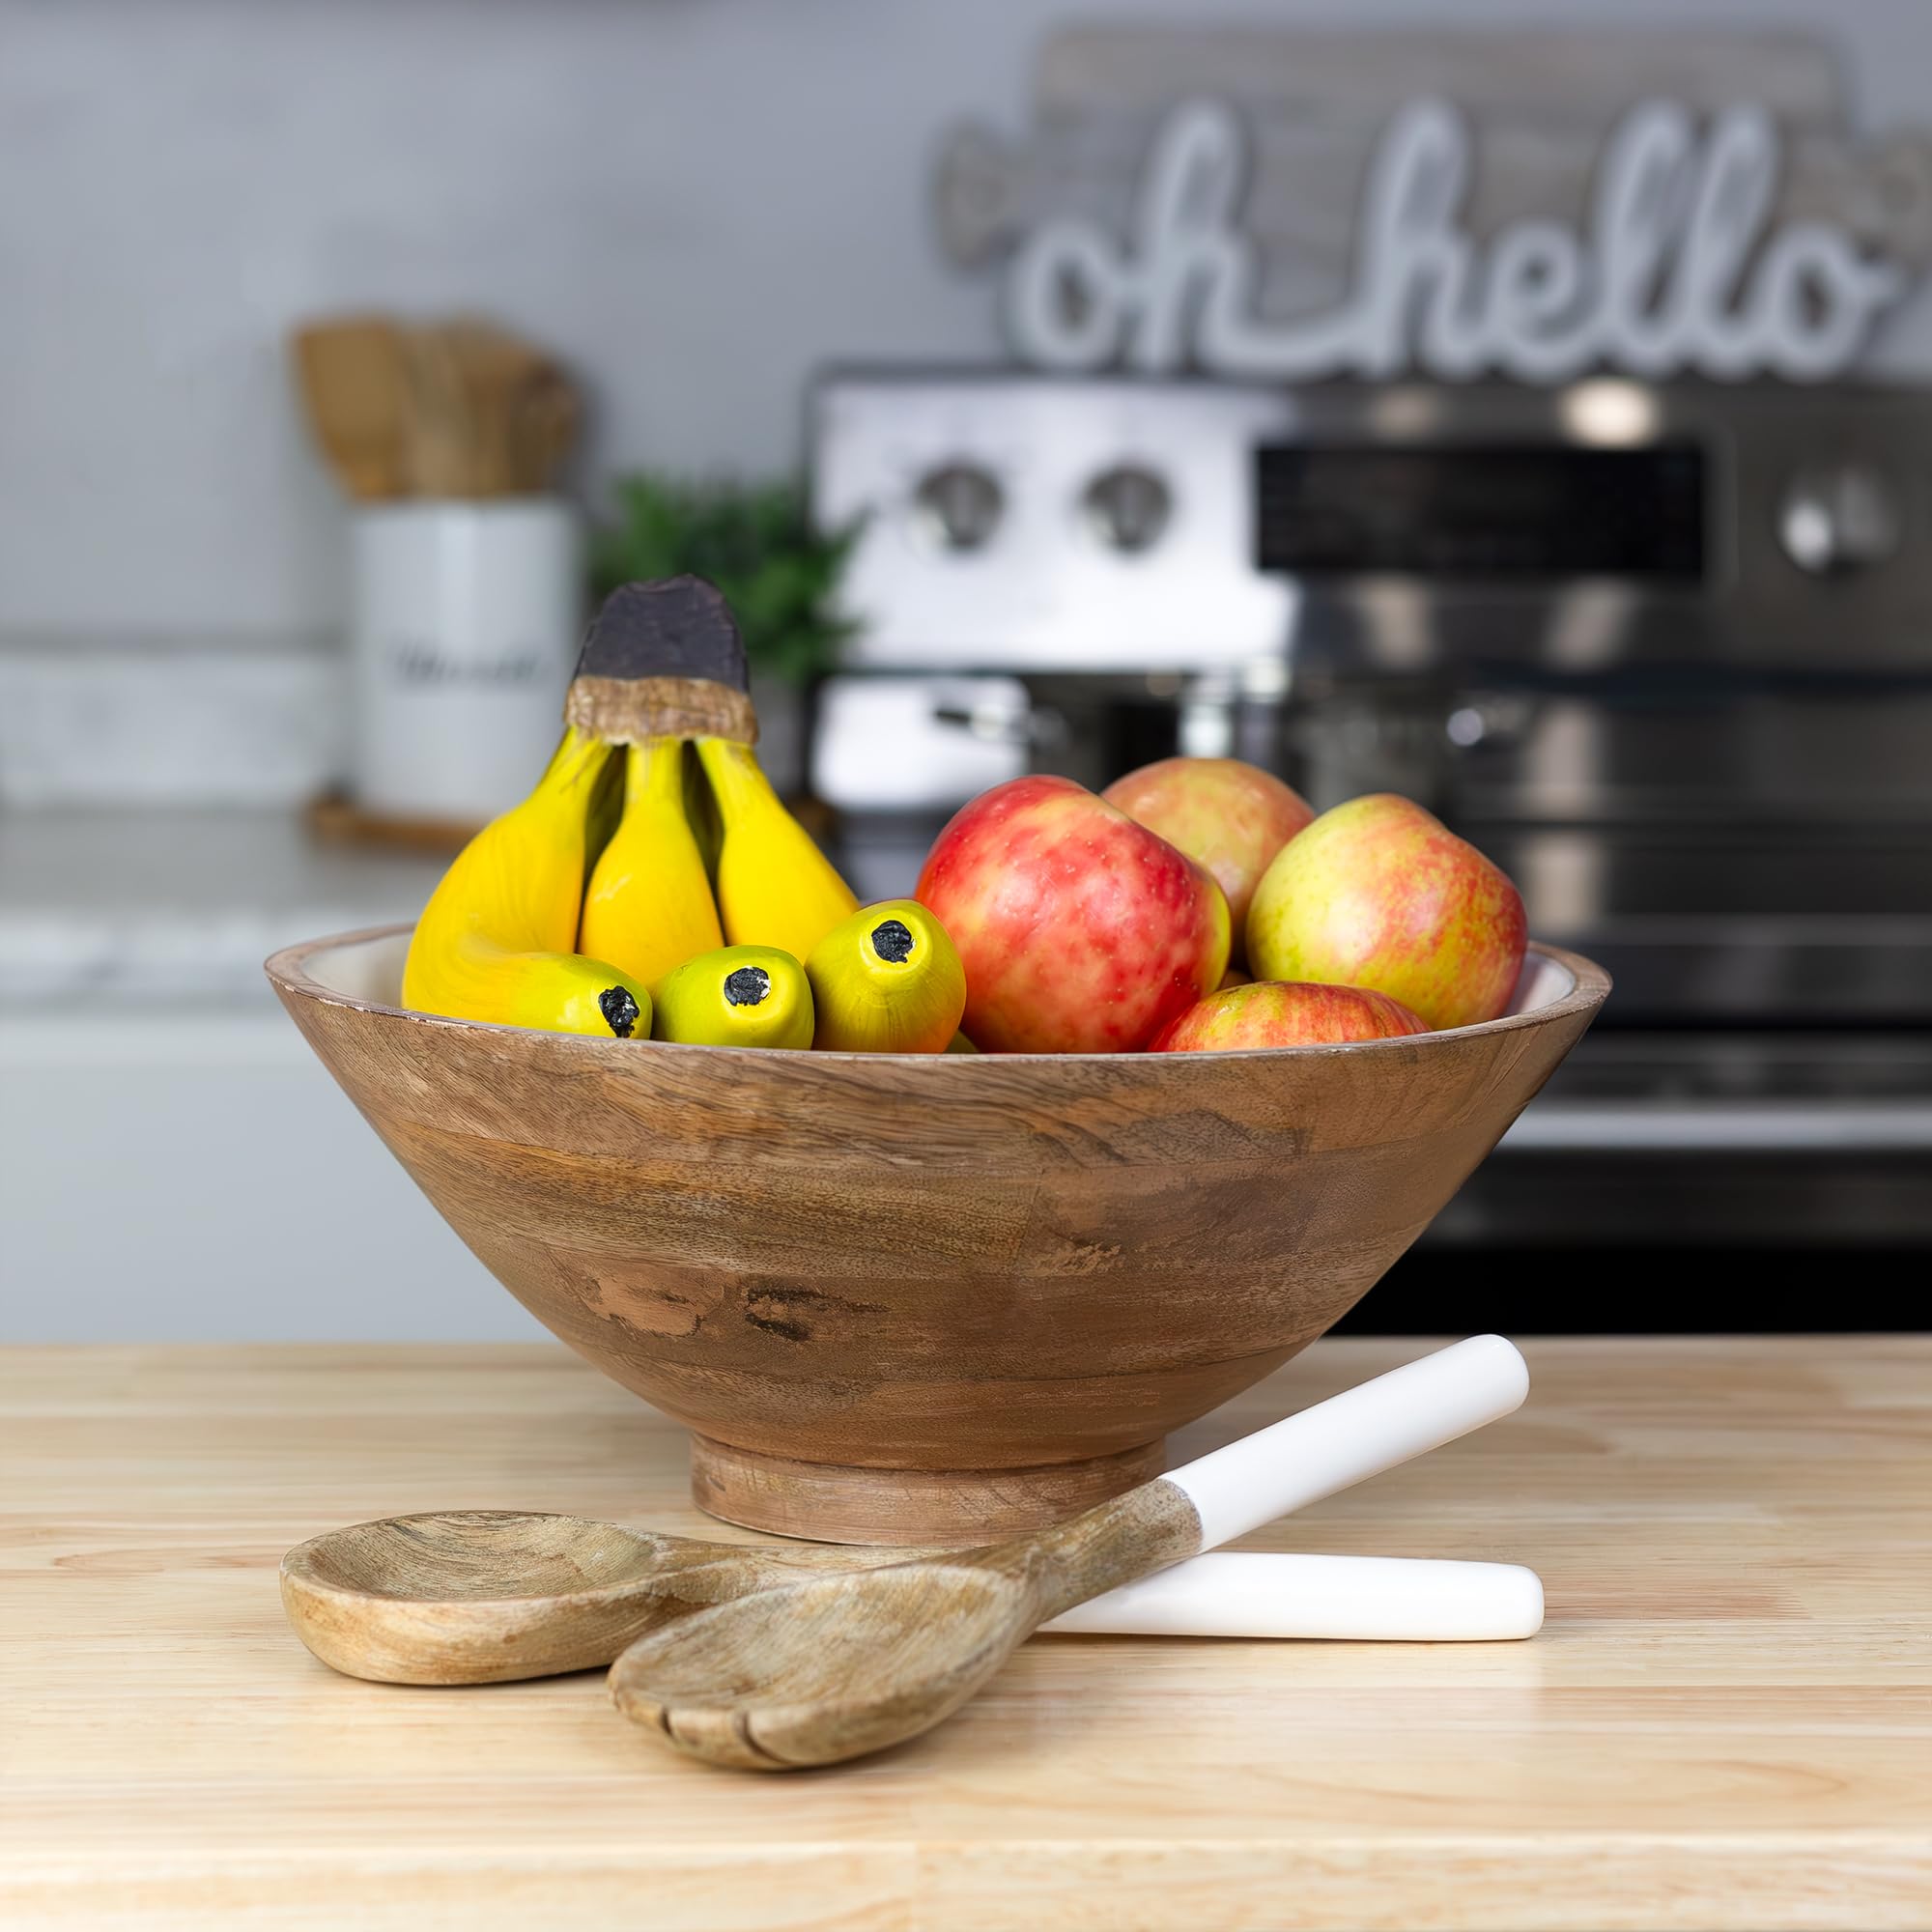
[1165,1334,1529,1551]
[1045,1552,1543,1641]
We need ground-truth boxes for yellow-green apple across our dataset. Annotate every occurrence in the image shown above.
[1102,757,1314,962]
[1246,795,1526,1030]
[1152,980,1428,1051]
[916,775,1231,1053]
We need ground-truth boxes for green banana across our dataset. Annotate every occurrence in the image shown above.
[806,900,967,1054]
[651,944,813,1050]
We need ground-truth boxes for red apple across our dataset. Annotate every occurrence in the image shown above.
[1246,794,1526,1031]
[1152,980,1428,1052]
[1102,756,1314,960]
[916,775,1231,1053]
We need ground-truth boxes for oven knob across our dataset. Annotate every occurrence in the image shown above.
[1082,465,1172,554]
[913,463,1004,553]
[1776,464,1901,575]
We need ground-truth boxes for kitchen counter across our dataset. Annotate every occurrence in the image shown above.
[3,1337,1927,1930]
[0,807,445,1005]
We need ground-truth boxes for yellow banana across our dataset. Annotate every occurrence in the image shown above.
[579,738,724,989]
[581,739,625,887]
[682,733,724,888]
[806,900,966,1054]
[651,944,813,1050]
[695,737,857,965]
[402,727,650,1039]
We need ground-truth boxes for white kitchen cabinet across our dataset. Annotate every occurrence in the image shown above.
[0,809,541,1342]
[0,1008,538,1342]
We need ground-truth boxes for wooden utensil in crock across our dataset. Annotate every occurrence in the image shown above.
[266,928,1606,1546]
[292,317,409,500]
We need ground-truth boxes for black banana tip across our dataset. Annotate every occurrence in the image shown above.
[870,919,916,963]
[723,966,771,1008]
[598,986,641,1038]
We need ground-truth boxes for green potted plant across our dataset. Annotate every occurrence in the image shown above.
[589,476,862,793]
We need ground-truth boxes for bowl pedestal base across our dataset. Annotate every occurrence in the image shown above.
[689,1435,1170,1548]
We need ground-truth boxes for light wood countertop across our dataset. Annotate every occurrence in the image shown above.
[2,1338,1927,1930]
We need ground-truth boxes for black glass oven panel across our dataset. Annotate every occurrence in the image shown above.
[1255,443,1706,579]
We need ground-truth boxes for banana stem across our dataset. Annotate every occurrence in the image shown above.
[626,737,683,809]
[695,736,767,813]
[540,724,613,797]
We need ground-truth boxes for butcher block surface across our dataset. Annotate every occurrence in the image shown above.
[2,1336,1927,1929]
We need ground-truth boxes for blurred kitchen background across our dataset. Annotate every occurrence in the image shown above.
[5,0,1931,1341]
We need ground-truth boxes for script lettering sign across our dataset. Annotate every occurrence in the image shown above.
[1002,98,1908,383]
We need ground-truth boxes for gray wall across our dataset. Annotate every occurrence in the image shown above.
[7,0,1932,649]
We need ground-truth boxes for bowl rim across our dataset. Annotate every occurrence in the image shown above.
[266,924,1611,1066]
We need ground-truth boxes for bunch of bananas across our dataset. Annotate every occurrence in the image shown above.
[401,608,969,1053]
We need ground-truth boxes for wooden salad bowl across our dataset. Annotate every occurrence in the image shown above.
[268,927,1608,1546]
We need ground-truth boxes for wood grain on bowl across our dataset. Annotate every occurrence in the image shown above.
[266,927,1607,1544]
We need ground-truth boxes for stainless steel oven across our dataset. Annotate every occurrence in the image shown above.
[810,371,1932,1276]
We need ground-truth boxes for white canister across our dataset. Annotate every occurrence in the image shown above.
[350,498,582,823]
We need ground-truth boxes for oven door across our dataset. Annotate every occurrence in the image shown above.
[1437,1029,1932,1247]
[1441,814,1932,1248]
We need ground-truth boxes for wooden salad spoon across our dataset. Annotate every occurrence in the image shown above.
[282,1511,1543,1687]
[609,1335,1530,1770]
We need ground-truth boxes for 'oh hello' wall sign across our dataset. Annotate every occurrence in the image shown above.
[1006,99,1902,384]
[935,31,1932,384]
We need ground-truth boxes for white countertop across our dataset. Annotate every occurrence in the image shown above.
[0,809,442,1005]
